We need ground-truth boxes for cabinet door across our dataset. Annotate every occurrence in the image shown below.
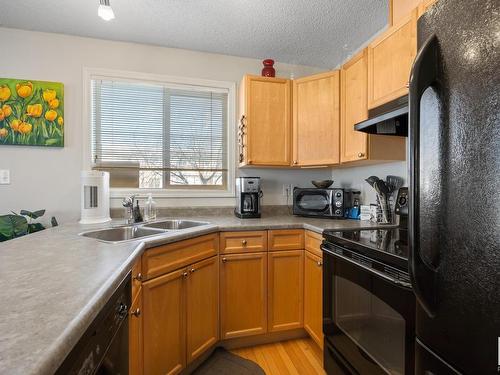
[143,269,186,375]
[242,75,291,166]
[389,0,421,25]
[341,49,369,163]
[292,71,340,166]
[220,252,267,339]
[129,288,143,375]
[186,256,219,363]
[268,250,304,332]
[304,251,323,349]
[367,8,417,109]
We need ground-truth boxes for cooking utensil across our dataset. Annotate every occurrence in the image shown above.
[375,179,390,196]
[311,180,334,188]
[386,175,404,194]
[365,176,380,188]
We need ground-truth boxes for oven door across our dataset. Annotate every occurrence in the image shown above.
[293,189,333,217]
[322,246,415,375]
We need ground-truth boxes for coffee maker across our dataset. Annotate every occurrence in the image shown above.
[235,177,262,218]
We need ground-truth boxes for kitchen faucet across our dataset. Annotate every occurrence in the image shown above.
[122,195,142,224]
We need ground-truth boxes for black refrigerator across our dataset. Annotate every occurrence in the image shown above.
[408,0,500,374]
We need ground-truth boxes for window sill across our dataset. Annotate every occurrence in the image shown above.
[110,187,235,199]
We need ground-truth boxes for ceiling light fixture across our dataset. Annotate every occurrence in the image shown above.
[98,0,115,21]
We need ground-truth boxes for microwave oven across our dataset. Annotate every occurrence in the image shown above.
[292,188,351,219]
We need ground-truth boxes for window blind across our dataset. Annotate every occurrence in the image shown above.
[91,79,228,189]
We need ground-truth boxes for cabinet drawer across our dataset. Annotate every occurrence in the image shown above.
[220,231,267,254]
[305,230,323,258]
[142,233,219,280]
[131,259,142,301]
[268,229,305,251]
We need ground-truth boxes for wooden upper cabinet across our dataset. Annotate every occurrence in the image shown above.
[292,71,340,166]
[186,256,218,364]
[341,49,406,163]
[142,268,186,375]
[239,75,291,166]
[268,250,304,332]
[418,0,438,17]
[390,0,421,25]
[220,252,267,339]
[341,49,369,163]
[367,8,418,109]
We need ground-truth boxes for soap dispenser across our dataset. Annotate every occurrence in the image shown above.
[144,193,157,221]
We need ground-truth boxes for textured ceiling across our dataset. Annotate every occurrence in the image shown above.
[0,0,388,68]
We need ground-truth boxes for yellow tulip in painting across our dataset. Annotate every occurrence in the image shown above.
[2,104,12,117]
[16,82,33,98]
[27,104,43,118]
[0,85,11,102]
[0,78,64,146]
[48,98,60,109]
[19,122,32,134]
[45,110,58,122]
[11,119,21,132]
[43,89,57,102]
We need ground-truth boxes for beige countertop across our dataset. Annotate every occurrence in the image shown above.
[0,212,383,375]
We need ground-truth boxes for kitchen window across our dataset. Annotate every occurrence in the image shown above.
[86,69,235,197]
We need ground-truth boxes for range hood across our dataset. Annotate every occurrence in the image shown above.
[354,95,408,136]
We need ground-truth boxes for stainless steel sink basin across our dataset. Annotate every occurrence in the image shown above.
[80,226,165,243]
[143,219,209,230]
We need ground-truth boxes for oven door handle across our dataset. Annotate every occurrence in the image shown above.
[322,247,413,290]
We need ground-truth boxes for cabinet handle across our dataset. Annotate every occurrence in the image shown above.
[134,272,143,282]
[182,272,188,278]
[317,260,323,267]
[358,152,365,158]
[241,239,247,246]
[131,308,141,317]
[190,268,196,273]
[293,160,298,165]
[248,160,253,164]
[222,257,227,263]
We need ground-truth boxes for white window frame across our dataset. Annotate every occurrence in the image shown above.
[82,67,236,198]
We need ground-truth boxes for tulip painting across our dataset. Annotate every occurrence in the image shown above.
[0,78,64,147]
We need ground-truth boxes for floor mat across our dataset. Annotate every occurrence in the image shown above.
[193,347,266,375]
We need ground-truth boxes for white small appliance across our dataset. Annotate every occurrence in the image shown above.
[79,171,111,224]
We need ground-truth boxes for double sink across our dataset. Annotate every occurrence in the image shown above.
[80,220,209,243]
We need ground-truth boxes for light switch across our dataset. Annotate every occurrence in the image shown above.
[0,170,10,185]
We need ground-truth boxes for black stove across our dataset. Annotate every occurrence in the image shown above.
[321,187,415,375]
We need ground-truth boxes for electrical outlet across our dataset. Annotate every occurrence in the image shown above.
[282,184,292,196]
[0,170,10,185]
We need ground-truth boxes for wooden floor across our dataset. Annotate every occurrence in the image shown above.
[231,338,325,375]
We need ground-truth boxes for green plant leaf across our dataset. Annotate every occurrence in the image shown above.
[27,222,45,233]
[20,209,46,219]
[0,214,28,239]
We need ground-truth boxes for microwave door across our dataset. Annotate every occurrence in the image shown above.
[295,191,331,216]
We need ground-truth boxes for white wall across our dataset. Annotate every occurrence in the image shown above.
[0,28,328,223]
[332,161,408,205]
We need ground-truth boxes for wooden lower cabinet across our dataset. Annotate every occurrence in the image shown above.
[143,268,186,375]
[268,250,304,332]
[220,252,267,339]
[186,256,219,363]
[304,250,324,349]
[129,288,143,375]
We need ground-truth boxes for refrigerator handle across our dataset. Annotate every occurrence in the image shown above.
[408,34,440,318]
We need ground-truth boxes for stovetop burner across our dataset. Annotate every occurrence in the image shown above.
[323,227,409,271]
